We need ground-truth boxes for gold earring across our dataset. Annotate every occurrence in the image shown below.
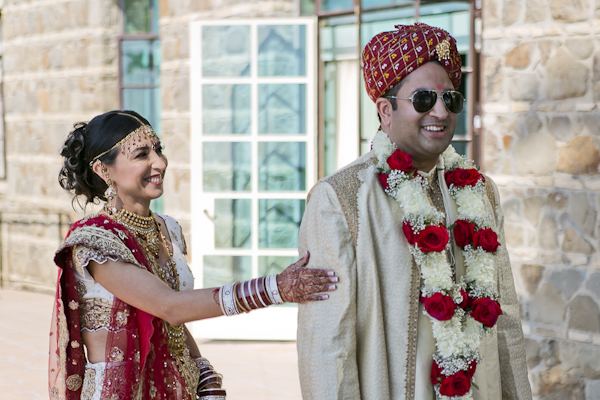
[99,163,118,215]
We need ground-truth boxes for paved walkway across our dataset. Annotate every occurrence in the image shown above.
[0,288,302,400]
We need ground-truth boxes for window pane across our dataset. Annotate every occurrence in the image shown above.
[121,40,160,86]
[259,199,305,249]
[202,84,251,135]
[202,25,251,77]
[203,256,252,287]
[451,141,468,157]
[258,142,306,192]
[321,0,354,12]
[203,142,251,192]
[258,25,306,77]
[122,87,161,133]
[124,0,156,34]
[214,199,251,249]
[258,84,306,134]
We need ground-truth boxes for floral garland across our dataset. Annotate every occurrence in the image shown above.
[372,130,503,400]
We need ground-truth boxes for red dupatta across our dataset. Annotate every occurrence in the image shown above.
[49,215,191,400]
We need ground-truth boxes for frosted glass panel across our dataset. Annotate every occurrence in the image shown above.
[202,25,251,77]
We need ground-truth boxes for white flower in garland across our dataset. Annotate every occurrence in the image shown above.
[372,130,503,400]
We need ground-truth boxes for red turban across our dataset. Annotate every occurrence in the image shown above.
[362,23,462,102]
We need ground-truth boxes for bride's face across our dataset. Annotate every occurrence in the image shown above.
[106,135,168,208]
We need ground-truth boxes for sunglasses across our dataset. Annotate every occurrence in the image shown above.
[385,90,465,115]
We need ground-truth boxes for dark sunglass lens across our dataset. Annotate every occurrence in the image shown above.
[443,91,464,114]
[412,91,437,113]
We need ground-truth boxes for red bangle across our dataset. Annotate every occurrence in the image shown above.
[257,276,272,306]
[243,280,258,310]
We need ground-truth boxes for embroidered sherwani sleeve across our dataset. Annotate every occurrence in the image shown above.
[489,179,532,400]
[297,182,359,400]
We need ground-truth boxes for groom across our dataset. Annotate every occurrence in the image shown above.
[296,23,531,400]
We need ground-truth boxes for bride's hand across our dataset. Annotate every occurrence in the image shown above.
[276,252,338,304]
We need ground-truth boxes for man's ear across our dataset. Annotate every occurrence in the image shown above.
[375,97,393,129]
[92,161,109,184]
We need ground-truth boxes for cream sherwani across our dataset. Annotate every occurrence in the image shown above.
[297,152,532,400]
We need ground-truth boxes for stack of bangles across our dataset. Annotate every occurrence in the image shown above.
[195,357,226,399]
[218,275,284,316]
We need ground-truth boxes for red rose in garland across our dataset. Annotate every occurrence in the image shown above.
[431,360,443,385]
[466,359,477,379]
[416,224,449,253]
[453,219,475,248]
[445,168,482,187]
[439,371,471,397]
[470,298,503,328]
[423,292,456,321]
[402,221,417,245]
[378,173,390,190]
[458,289,469,309]
[387,149,414,172]
[473,228,500,253]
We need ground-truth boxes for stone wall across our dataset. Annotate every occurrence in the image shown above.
[0,0,121,290]
[481,0,600,398]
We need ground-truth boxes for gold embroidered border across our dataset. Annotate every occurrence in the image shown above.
[323,159,375,248]
[404,260,421,400]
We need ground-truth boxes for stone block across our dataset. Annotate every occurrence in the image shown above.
[569,295,600,332]
[586,272,600,299]
[484,57,504,101]
[524,196,544,225]
[585,379,600,400]
[525,114,543,134]
[549,116,573,142]
[549,0,591,22]
[546,49,589,100]
[525,0,549,22]
[538,368,585,399]
[581,113,600,136]
[567,193,597,236]
[525,338,542,368]
[542,339,561,367]
[513,132,557,176]
[566,38,594,60]
[503,0,522,25]
[509,72,539,101]
[521,264,545,294]
[559,341,600,379]
[530,284,567,325]
[562,227,594,254]
[506,43,531,68]
[558,136,600,174]
[548,270,584,299]
[539,214,559,250]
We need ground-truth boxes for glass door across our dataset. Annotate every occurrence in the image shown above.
[190,19,316,340]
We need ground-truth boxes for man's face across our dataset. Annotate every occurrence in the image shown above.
[386,62,458,167]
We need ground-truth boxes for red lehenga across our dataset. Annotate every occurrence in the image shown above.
[49,215,195,400]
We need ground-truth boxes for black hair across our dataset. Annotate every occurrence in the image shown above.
[58,110,152,208]
[377,80,404,123]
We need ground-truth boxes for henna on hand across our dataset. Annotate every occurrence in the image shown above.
[276,252,338,304]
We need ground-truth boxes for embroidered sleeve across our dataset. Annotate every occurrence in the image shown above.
[176,221,188,256]
[72,245,113,276]
[487,178,533,400]
[59,224,145,270]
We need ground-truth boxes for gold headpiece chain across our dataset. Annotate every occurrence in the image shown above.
[88,113,154,167]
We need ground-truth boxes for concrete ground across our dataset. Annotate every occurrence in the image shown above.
[0,288,302,400]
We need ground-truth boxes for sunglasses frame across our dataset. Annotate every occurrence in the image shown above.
[384,89,465,115]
